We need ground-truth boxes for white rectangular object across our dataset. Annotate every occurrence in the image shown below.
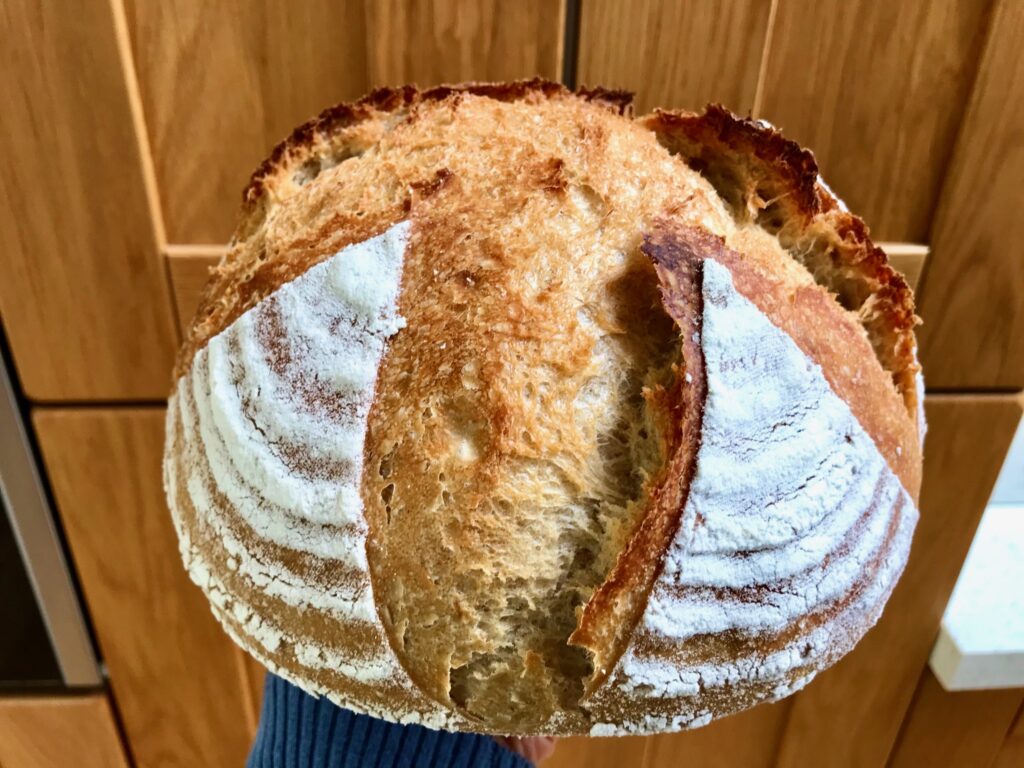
[929,503,1024,690]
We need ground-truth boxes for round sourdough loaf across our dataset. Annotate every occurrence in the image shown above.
[163,80,924,736]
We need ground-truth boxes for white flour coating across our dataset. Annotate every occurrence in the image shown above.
[166,226,919,734]
[915,366,927,445]
[164,223,455,727]
[591,259,918,733]
[816,175,849,212]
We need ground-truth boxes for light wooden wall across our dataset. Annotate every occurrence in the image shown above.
[0,696,130,768]
[1,1,1021,766]
[34,410,257,767]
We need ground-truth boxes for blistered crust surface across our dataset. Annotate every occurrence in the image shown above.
[579,249,918,736]
[164,224,467,729]
[166,81,924,735]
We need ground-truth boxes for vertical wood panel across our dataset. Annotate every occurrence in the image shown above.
[888,669,1022,768]
[365,0,564,88]
[0,695,130,768]
[124,0,369,243]
[34,409,252,768]
[643,700,791,768]
[166,248,224,336]
[758,0,991,241]
[918,0,1024,390]
[541,735,650,767]
[994,704,1024,768]
[0,0,177,400]
[242,654,266,734]
[775,395,1023,768]
[577,0,772,114]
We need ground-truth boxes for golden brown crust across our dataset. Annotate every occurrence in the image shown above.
[641,224,921,500]
[243,80,632,218]
[175,79,635,381]
[350,92,718,732]
[570,247,707,684]
[166,86,924,735]
[574,224,919,734]
[640,106,921,422]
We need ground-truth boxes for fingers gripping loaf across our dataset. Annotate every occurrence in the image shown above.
[164,80,922,736]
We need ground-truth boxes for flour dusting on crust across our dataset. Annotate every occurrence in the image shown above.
[164,222,460,729]
[583,259,918,735]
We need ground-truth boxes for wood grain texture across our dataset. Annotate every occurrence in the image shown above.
[917,0,1024,390]
[124,0,369,244]
[757,0,991,242]
[642,699,791,768]
[242,653,266,735]
[540,735,650,767]
[166,249,224,336]
[34,409,252,768]
[995,704,1024,768]
[888,669,1022,768]
[0,0,177,400]
[880,243,929,292]
[365,0,564,89]
[0,695,129,768]
[577,0,771,114]
[775,395,1023,768]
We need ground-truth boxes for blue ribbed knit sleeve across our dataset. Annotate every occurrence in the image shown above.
[247,674,532,768]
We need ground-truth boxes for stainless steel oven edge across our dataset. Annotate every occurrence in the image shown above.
[0,357,101,687]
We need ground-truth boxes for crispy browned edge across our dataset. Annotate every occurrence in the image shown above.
[240,79,632,233]
[175,79,633,379]
[570,247,707,686]
[573,105,923,706]
[641,105,920,411]
[173,86,924,730]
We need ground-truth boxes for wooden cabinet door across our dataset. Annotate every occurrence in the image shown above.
[0,0,177,401]
[34,409,255,768]
[917,0,1024,389]
[774,395,1022,768]
[0,695,129,768]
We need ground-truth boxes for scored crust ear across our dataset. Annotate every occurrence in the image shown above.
[576,234,919,733]
[639,106,921,420]
[569,246,707,687]
[572,105,924,727]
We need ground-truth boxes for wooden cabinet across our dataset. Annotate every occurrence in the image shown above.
[917,0,1024,390]
[1,1,1021,766]
[0,695,129,768]
[888,671,1022,768]
[34,410,254,768]
[775,396,1022,768]
[0,0,177,401]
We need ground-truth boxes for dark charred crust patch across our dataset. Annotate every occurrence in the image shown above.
[411,168,455,199]
[532,157,568,194]
[643,105,819,219]
[643,228,719,299]
[422,78,567,104]
[422,79,633,115]
[575,85,635,115]
[642,104,920,411]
